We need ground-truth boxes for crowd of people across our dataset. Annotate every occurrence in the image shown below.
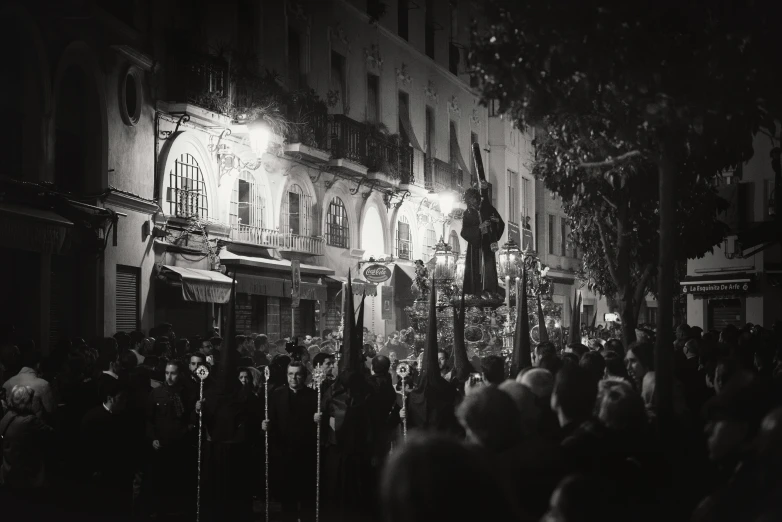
[1,319,782,522]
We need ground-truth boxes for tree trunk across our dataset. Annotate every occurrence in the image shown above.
[619,289,638,348]
[655,148,675,436]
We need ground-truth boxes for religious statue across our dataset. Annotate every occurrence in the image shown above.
[460,180,505,298]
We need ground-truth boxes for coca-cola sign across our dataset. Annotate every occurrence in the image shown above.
[363,264,392,283]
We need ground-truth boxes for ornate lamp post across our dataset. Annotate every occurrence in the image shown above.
[432,238,458,304]
[496,240,523,349]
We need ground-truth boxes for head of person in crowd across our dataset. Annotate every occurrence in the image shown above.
[437,349,449,371]
[588,338,603,352]
[676,323,693,343]
[714,357,753,395]
[561,352,580,366]
[273,338,288,356]
[118,350,138,372]
[538,353,563,376]
[691,326,704,340]
[534,341,557,366]
[362,343,377,362]
[499,380,541,436]
[565,343,589,359]
[602,338,625,358]
[164,360,182,389]
[371,355,391,377]
[238,367,254,391]
[189,352,207,377]
[99,377,127,414]
[174,338,190,359]
[7,385,36,416]
[684,339,700,360]
[375,333,385,346]
[323,328,334,341]
[625,341,655,389]
[287,361,307,391]
[518,368,555,401]
[312,352,336,380]
[210,336,223,350]
[457,385,524,452]
[129,330,145,353]
[114,332,131,353]
[597,379,647,434]
[551,364,597,429]
[254,334,268,353]
[603,351,630,381]
[703,381,770,463]
[153,338,171,359]
[579,351,606,385]
[481,354,506,385]
[719,324,739,348]
[543,474,622,522]
[381,433,517,522]
[200,339,214,356]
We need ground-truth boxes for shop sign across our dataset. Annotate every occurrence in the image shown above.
[364,264,392,283]
[682,281,752,295]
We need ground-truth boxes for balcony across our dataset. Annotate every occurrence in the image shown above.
[229,224,324,256]
[328,115,413,185]
[166,52,231,125]
[433,158,466,195]
[283,92,331,163]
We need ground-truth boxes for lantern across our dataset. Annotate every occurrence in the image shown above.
[497,240,523,281]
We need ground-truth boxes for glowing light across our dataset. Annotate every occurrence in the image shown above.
[439,191,455,216]
[248,120,271,156]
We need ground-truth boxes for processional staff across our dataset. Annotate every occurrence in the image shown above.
[264,366,270,522]
[396,362,410,442]
[195,364,210,522]
[313,364,325,522]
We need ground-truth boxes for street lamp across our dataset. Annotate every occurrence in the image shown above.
[439,190,455,216]
[497,240,523,283]
[248,119,272,156]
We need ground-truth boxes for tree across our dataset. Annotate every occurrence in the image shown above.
[469,0,781,427]
[532,112,729,346]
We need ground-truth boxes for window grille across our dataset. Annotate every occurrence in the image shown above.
[326,197,349,248]
[229,171,266,233]
[168,153,208,218]
[281,183,312,236]
[397,217,412,260]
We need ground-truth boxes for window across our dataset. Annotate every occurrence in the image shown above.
[425,0,435,59]
[521,177,532,221]
[282,184,311,236]
[367,74,380,124]
[326,197,349,248]
[425,106,435,154]
[647,307,658,326]
[288,28,303,89]
[398,91,411,145]
[116,265,139,333]
[167,153,208,218]
[330,51,346,112]
[449,230,461,255]
[397,217,412,260]
[560,218,567,257]
[422,225,437,262]
[582,304,594,328]
[398,0,409,40]
[508,169,519,225]
[548,214,556,255]
[230,171,266,242]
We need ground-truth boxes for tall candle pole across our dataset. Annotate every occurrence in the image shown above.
[195,365,210,522]
[396,362,410,442]
[313,364,325,522]
[506,275,512,349]
[264,366,270,522]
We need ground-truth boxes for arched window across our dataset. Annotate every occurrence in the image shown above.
[422,225,436,262]
[396,216,412,260]
[167,152,208,218]
[229,170,266,243]
[326,197,349,248]
[282,183,312,236]
[449,230,461,255]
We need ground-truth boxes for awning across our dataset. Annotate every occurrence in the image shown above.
[399,96,423,151]
[680,272,756,297]
[450,121,471,175]
[219,247,334,276]
[327,276,378,297]
[0,203,73,254]
[392,263,417,300]
[159,265,234,303]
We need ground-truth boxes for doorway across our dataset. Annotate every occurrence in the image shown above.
[707,298,743,331]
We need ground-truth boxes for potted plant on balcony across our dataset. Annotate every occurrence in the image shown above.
[285,88,329,150]
[365,122,402,186]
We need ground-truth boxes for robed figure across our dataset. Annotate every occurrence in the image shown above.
[460,181,505,297]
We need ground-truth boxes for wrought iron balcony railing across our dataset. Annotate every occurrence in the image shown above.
[229,224,325,255]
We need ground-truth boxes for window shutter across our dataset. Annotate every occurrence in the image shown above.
[116,265,139,333]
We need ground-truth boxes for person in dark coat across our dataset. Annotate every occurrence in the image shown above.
[460,182,505,297]
[80,377,133,517]
[263,361,318,522]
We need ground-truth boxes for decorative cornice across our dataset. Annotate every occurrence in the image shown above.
[470,107,481,127]
[424,80,439,104]
[395,63,413,87]
[364,43,383,71]
[447,95,461,117]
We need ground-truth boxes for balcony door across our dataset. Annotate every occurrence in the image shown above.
[230,171,267,242]
[282,183,312,237]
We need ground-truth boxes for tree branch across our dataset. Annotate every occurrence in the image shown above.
[577,150,642,169]
[595,210,620,288]
[599,192,618,210]
[633,262,656,321]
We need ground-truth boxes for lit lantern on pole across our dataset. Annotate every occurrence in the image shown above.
[432,238,457,294]
[497,240,523,349]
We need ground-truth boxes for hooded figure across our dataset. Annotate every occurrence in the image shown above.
[406,280,459,433]
[510,269,533,379]
[451,288,472,394]
[568,289,582,345]
[321,273,375,520]
[201,272,259,522]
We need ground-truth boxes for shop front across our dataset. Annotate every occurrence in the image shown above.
[682,272,759,331]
